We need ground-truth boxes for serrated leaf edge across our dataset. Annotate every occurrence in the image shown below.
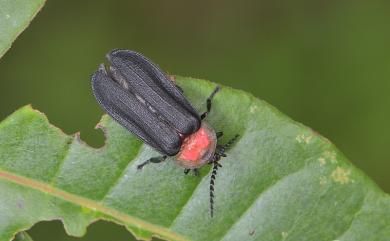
[0,169,189,241]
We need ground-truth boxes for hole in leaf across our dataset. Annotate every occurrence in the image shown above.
[21,220,164,241]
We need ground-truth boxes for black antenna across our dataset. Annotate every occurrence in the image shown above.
[209,134,239,217]
[210,161,221,217]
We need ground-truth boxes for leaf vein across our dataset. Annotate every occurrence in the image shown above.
[0,169,189,241]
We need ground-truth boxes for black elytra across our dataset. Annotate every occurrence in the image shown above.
[91,49,238,217]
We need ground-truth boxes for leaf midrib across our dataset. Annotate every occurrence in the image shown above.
[0,168,189,241]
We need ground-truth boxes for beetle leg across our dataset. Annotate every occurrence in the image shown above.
[184,168,200,176]
[193,168,200,176]
[201,86,220,120]
[216,131,223,139]
[137,155,167,170]
[217,134,239,157]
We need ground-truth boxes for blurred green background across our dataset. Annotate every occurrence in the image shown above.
[1,0,389,240]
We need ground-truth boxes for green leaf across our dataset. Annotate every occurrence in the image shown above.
[0,77,389,241]
[0,0,46,58]
[13,232,33,241]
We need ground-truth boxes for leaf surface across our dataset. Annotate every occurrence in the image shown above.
[0,78,389,241]
[0,0,46,58]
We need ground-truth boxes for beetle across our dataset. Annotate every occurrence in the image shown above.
[91,49,238,217]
